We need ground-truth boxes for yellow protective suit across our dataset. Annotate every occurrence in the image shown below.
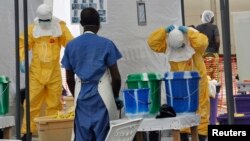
[19,20,73,133]
[147,27,210,136]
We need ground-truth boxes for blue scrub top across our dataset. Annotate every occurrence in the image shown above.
[61,32,122,99]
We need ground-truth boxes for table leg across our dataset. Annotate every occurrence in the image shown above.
[3,127,12,139]
[190,126,198,141]
[172,130,180,141]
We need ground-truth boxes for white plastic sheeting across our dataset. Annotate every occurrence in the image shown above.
[0,0,182,106]
[231,11,250,81]
[96,0,182,82]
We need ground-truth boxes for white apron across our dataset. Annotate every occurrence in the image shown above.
[71,69,119,140]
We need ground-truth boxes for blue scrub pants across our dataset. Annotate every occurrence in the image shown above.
[74,93,110,141]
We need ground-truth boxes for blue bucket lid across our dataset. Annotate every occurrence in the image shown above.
[164,71,200,80]
[0,76,10,83]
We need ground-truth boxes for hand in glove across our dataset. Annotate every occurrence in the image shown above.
[115,97,124,110]
[178,26,188,33]
[165,25,175,33]
[20,61,25,73]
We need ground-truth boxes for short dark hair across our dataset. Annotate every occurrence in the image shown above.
[80,7,100,26]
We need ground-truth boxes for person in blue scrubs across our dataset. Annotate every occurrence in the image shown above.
[61,7,123,141]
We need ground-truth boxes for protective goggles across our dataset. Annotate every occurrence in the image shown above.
[38,19,51,22]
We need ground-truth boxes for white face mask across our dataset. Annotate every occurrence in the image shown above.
[39,21,52,29]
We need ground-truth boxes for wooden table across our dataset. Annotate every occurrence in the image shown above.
[0,116,15,139]
[137,114,200,141]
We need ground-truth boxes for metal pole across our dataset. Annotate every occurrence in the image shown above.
[14,0,21,139]
[181,0,185,25]
[23,0,31,140]
[220,0,235,124]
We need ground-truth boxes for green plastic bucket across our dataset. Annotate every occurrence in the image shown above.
[126,73,162,114]
[0,76,10,115]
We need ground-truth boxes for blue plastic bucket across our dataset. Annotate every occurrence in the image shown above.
[164,71,200,113]
[123,88,150,117]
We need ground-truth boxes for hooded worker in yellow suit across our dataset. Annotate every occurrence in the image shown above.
[19,4,73,140]
[147,25,210,141]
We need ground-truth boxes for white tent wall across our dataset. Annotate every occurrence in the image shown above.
[231,11,250,81]
[53,0,182,103]
[98,0,182,80]
[53,0,81,37]
[0,0,43,110]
